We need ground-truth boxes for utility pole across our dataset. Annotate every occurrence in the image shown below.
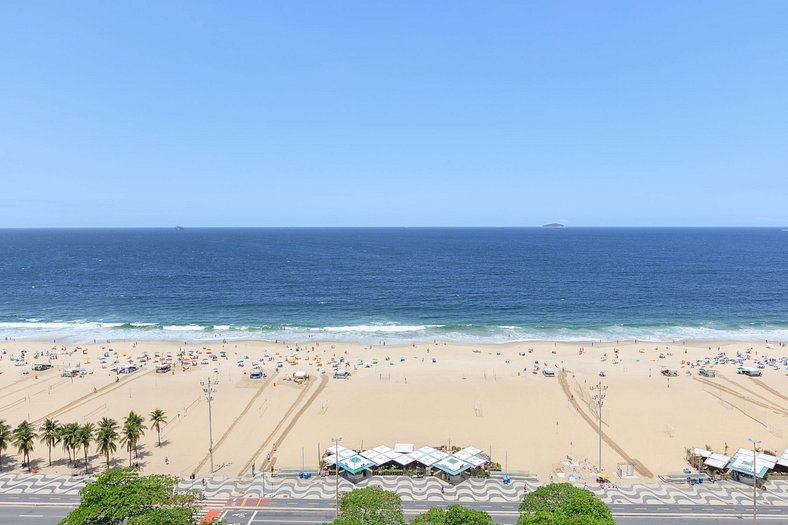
[749,438,761,525]
[332,436,343,519]
[591,380,608,473]
[201,377,218,474]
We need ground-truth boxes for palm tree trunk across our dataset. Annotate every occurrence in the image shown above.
[158,429,161,447]
[84,449,88,474]
[26,452,31,473]
[128,446,132,467]
[48,444,52,466]
[106,451,110,468]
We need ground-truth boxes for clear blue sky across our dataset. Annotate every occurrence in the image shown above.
[1,1,787,227]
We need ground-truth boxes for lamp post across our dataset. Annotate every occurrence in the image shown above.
[201,377,218,474]
[749,438,761,525]
[332,436,342,518]
[591,380,608,473]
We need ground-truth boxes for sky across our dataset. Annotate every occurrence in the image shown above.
[1,1,787,227]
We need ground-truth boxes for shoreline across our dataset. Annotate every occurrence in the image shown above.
[3,334,787,347]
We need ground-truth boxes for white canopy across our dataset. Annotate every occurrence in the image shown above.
[394,443,414,453]
[360,449,390,466]
[728,448,778,477]
[415,449,449,467]
[393,453,417,466]
[327,444,349,455]
[691,448,712,458]
[704,453,730,470]
[778,449,788,468]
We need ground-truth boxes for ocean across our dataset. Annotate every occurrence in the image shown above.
[1,228,786,343]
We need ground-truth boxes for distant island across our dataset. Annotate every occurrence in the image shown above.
[542,223,564,228]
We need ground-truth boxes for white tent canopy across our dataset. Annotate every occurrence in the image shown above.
[778,449,788,468]
[704,453,730,470]
[324,442,488,470]
[360,449,390,466]
[728,448,778,478]
[393,453,418,466]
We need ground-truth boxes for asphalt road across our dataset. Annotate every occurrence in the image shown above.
[1,495,787,524]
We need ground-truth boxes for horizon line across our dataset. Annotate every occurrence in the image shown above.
[0,225,787,230]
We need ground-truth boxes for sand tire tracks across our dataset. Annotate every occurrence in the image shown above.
[239,375,328,476]
[33,369,153,425]
[0,372,62,397]
[193,378,273,473]
[750,378,788,403]
[699,383,767,427]
[717,375,787,413]
[694,377,787,416]
[558,371,653,478]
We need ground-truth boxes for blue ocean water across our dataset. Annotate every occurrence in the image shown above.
[1,228,786,343]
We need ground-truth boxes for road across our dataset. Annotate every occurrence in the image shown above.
[1,495,787,524]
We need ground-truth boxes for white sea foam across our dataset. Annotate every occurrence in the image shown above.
[1,320,787,344]
[162,324,206,331]
[314,325,442,333]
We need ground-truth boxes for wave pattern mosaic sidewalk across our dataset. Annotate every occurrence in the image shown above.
[0,474,786,506]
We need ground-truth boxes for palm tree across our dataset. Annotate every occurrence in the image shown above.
[95,418,118,468]
[120,420,136,467]
[0,420,10,472]
[59,423,80,466]
[76,423,94,474]
[39,419,60,467]
[12,421,37,472]
[123,411,146,460]
[149,409,167,447]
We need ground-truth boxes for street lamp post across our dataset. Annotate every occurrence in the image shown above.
[332,436,342,519]
[591,380,608,473]
[749,438,761,525]
[201,377,218,474]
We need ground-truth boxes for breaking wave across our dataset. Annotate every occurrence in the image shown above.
[1,320,786,344]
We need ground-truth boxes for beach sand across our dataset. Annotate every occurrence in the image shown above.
[0,338,785,483]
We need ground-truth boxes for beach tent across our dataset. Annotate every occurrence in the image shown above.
[433,456,472,476]
[394,443,414,454]
[323,446,356,466]
[455,447,488,468]
[690,448,712,459]
[360,449,390,466]
[774,449,788,472]
[392,453,418,466]
[704,453,731,470]
[728,449,778,478]
[326,444,353,456]
[411,446,449,467]
[339,454,375,474]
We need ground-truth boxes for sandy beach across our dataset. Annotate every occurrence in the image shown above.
[0,338,785,483]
